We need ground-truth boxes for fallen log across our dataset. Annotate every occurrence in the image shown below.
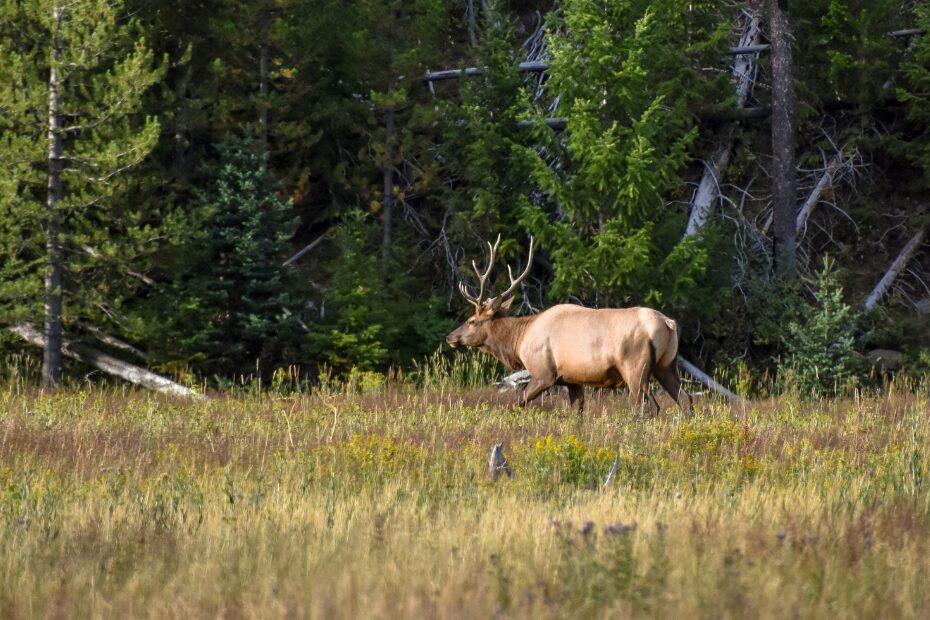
[76,322,148,361]
[678,358,743,404]
[863,228,926,311]
[8,323,199,398]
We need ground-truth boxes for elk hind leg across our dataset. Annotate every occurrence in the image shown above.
[653,363,693,416]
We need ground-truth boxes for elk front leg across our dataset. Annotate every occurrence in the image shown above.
[520,377,553,407]
[567,384,585,413]
[625,364,658,418]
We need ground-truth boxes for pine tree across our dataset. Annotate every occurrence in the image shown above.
[154,131,303,379]
[897,6,930,183]
[518,0,730,311]
[0,0,165,386]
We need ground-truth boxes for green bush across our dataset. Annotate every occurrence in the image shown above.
[779,258,865,395]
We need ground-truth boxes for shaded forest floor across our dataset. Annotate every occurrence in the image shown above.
[1,382,929,618]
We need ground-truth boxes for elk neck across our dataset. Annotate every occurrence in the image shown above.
[480,315,536,370]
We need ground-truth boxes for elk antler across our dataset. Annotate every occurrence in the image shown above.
[457,234,501,308]
[457,235,535,308]
[496,236,535,300]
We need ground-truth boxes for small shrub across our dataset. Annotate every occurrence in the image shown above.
[779,257,866,396]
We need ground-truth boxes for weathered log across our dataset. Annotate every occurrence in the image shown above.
[424,61,549,82]
[424,48,773,83]
[425,28,918,83]
[863,228,926,311]
[678,358,743,404]
[890,28,924,38]
[685,146,731,237]
[497,369,530,391]
[77,322,148,360]
[8,323,199,398]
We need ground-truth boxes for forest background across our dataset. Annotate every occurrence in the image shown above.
[1,0,929,394]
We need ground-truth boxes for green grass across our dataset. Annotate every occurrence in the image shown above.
[0,380,928,618]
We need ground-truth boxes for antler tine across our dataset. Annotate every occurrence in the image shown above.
[457,281,480,308]
[498,236,535,300]
[469,234,501,305]
[458,234,502,307]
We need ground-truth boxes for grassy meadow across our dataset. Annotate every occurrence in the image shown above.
[1,360,929,618]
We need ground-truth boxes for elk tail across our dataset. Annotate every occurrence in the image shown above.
[658,318,679,369]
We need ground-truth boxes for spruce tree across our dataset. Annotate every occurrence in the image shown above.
[155,131,302,379]
[518,0,730,311]
[0,0,165,386]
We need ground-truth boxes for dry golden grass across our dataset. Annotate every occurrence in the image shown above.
[0,378,928,618]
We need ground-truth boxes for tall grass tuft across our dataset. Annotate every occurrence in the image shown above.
[411,346,504,390]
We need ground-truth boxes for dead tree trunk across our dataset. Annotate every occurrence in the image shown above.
[683,10,760,238]
[43,4,64,389]
[282,230,328,267]
[685,147,731,236]
[795,154,842,237]
[770,0,797,278]
[678,358,743,404]
[10,323,199,398]
[864,228,926,311]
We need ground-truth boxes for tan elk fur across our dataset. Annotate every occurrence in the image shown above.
[446,237,692,415]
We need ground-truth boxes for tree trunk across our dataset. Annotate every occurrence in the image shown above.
[466,0,478,48]
[10,323,199,398]
[43,4,64,389]
[381,104,395,269]
[769,0,797,278]
[259,42,269,173]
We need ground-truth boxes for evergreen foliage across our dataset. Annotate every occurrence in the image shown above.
[780,258,864,395]
[0,0,166,370]
[897,6,930,185]
[152,131,302,378]
[0,0,928,389]
[518,0,731,311]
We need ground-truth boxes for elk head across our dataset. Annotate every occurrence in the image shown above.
[446,235,534,349]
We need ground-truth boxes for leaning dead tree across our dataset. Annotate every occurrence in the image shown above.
[760,150,856,237]
[8,323,198,398]
[684,9,762,238]
[864,228,927,311]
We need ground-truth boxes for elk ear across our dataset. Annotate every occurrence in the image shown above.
[493,296,515,316]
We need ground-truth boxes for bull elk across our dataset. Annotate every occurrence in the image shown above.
[446,235,692,416]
